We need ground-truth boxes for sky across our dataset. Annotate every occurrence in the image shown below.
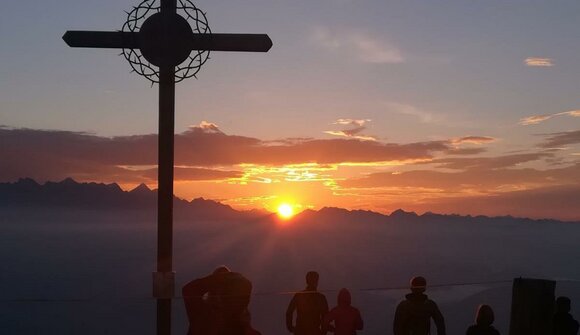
[1,0,579,220]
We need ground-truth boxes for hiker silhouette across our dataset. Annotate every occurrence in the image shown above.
[465,305,500,335]
[393,276,446,335]
[182,266,259,335]
[553,296,579,335]
[286,271,329,335]
[322,288,363,335]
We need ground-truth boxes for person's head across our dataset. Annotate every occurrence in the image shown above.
[306,271,319,290]
[556,296,572,313]
[207,266,252,312]
[337,288,351,306]
[206,266,232,306]
[475,304,495,326]
[410,276,427,294]
[213,265,231,275]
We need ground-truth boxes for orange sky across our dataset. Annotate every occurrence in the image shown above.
[5,122,577,220]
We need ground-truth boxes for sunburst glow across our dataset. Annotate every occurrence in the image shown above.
[277,203,294,219]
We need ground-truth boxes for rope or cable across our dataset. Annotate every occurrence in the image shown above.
[0,278,516,303]
[4,278,580,303]
[250,279,514,297]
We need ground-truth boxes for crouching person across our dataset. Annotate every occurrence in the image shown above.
[182,266,260,335]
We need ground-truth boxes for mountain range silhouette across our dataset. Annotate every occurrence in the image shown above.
[0,178,577,224]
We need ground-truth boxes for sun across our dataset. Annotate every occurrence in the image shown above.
[277,203,295,219]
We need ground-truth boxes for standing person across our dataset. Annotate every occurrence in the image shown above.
[286,271,329,335]
[182,266,258,335]
[554,296,580,335]
[393,276,446,335]
[465,305,500,335]
[323,288,363,335]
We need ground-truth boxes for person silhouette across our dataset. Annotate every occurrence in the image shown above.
[286,271,329,335]
[323,288,363,335]
[182,266,258,335]
[241,309,262,335]
[465,305,500,335]
[393,276,446,335]
[553,296,579,335]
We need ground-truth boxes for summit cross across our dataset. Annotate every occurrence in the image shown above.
[63,1,272,334]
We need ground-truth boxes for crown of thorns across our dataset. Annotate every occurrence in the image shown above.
[121,0,211,83]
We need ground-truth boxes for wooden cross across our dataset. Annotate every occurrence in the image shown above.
[63,1,272,334]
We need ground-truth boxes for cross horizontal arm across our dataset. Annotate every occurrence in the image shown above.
[63,31,139,49]
[63,31,272,53]
[188,34,273,52]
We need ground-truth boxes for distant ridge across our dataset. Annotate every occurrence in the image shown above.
[0,178,577,224]
[296,206,575,225]
[0,178,259,221]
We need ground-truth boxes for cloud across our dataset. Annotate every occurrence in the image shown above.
[539,130,580,148]
[430,153,552,170]
[445,147,487,156]
[312,27,404,64]
[452,136,496,145]
[190,121,223,133]
[421,185,580,221]
[141,167,243,181]
[325,118,376,141]
[323,130,377,141]
[519,110,580,125]
[520,115,553,125]
[338,162,580,220]
[524,57,554,67]
[384,102,439,124]
[341,163,579,191]
[177,128,450,165]
[0,125,466,183]
[443,136,495,155]
[333,119,370,127]
[351,34,404,64]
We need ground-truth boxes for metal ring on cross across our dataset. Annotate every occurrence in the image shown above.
[121,0,211,83]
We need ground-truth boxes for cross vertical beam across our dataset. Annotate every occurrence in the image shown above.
[161,0,177,12]
[156,3,177,335]
[156,66,175,335]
